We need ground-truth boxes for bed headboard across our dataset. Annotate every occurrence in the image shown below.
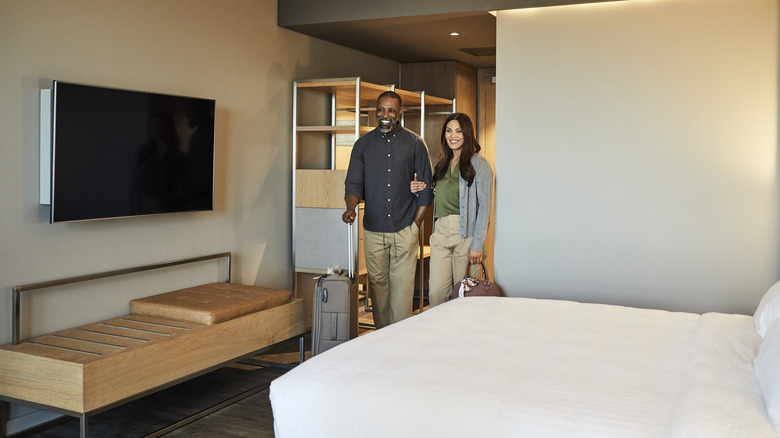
[11,252,231,344]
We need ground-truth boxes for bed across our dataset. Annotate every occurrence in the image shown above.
[270,283,780,437]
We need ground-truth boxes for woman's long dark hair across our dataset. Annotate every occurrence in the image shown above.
[432,113,482,187]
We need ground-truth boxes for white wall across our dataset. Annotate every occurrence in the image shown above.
[0,1,398,431]
[494,0,779,315]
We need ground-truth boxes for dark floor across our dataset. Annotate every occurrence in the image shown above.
[18,334,309,438]
[15,299,424,438]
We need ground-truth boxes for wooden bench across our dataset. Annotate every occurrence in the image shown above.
[0,253,305,438]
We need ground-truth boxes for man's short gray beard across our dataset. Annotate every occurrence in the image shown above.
[378,119,396,134]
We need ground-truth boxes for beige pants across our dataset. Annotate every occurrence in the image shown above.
[363,223,419,329]
[428,215,480,307]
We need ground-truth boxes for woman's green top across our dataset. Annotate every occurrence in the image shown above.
[434,163,460,218]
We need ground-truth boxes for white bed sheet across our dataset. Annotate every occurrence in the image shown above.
[270,297,775,437]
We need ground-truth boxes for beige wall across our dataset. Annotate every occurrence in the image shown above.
[494,0,779,315]
[1,0,398,430]
[0,0,398,364]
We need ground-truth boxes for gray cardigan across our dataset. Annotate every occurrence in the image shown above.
[433,154,493,252]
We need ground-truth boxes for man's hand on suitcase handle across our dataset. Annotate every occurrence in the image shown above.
[342,209,356,225]
[343,195,359,224]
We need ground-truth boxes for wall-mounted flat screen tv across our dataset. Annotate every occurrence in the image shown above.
[45,81,215,223]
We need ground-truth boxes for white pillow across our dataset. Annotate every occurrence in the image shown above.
[755,319,780,431]
[754,281,780,338]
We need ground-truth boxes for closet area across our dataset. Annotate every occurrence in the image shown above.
[291,61,493,334]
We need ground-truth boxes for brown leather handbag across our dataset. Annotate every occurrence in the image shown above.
[450,262,500,299]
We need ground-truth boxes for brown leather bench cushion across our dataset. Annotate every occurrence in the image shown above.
[130,282,292,325]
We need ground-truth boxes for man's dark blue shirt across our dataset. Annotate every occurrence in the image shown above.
[344,126,433,233]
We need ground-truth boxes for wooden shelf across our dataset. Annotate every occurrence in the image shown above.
[296,125,373,135]
[296,78,389,95]
[424,95,454,106]
[396,90,453,107]
[295,77,453,111]
[296,78,391,110]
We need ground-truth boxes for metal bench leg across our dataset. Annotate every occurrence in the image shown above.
[80,413,88,438]
[1,401,9,438]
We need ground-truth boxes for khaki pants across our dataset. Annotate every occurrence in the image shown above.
[428,215,480,307]
[363,223,419,329]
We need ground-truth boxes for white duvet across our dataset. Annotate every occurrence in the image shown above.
[270,297,775,437]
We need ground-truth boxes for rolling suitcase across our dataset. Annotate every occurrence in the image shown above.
[312,223,357,356]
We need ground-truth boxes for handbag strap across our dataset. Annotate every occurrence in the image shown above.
[461,262,490,284]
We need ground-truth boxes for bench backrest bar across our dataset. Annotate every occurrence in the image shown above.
[12,252,232,344]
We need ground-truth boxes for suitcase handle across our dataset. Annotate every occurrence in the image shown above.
[347,222,354,279]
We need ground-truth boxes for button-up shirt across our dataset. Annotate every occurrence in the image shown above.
[344,126,433,233]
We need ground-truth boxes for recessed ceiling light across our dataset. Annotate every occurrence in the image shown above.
[450,32,460,36]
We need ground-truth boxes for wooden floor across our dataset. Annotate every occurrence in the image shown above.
[16,297,428,438]
[18,336,307,438]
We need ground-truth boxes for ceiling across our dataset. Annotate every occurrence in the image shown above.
[278,0,624,69]
[280,11,497,69]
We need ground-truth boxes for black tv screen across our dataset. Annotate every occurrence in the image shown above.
[48,81,215,223]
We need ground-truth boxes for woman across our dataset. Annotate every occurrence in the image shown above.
[411,113,493,307]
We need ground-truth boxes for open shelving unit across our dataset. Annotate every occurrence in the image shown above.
[291,77,453,334]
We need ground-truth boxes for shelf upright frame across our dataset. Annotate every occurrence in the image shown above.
[351,77,361,277]
[329,87,336,170]
[291,80,299,298]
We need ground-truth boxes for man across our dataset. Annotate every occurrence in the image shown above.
[342,91,433,329]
